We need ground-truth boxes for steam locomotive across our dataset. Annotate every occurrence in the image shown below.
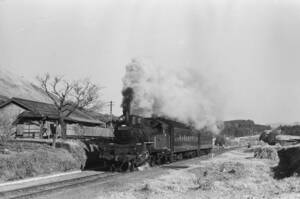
[98,87,213,171]
[99,113,213,171]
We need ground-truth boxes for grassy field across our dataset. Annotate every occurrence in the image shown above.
[95,148,300,199]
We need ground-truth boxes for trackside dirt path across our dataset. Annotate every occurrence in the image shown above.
[37,148,300,199]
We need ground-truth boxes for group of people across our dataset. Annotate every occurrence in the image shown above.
[15,123,61,139]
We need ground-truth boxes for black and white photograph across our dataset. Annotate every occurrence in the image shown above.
[1,0,300,198]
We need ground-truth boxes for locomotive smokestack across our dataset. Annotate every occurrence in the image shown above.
[121,87,134,123]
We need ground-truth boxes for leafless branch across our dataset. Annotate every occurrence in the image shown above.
[37,74,102,119]
[37,73,59,108]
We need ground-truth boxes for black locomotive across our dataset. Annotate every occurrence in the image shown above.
[99,112,213,171]
[99,87,213,171]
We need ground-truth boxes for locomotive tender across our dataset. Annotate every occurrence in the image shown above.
[99,113,213,171]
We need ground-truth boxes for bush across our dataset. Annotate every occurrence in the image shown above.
[0,143,82,182]
[259,131,280,145]
[273,145,300,179]
[55,140,88,169]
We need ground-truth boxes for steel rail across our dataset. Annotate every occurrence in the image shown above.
[0,172,119,199]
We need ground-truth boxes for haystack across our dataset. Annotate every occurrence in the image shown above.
[254,146,279,161]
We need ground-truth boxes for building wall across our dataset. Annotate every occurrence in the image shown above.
[67,124,114,137]
[28,122,113,138]
[0,104,25,135]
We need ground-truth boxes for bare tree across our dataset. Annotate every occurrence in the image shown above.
[37,73,103,140]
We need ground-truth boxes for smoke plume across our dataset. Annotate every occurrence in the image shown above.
[122,59,223,133]
[121,87,134,116]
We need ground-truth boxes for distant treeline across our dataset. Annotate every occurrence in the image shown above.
[220,120,271,137]
[279,125,300,136]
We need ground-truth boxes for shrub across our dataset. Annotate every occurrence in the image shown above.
[55,139,88,169]
[273,145,300,179]
[0,144,81,182]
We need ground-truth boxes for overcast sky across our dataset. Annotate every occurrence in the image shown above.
[1,0,300,124]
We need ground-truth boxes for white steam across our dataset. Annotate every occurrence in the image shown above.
[122,59,223,133]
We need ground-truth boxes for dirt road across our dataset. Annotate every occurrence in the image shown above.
[37,148,300,199]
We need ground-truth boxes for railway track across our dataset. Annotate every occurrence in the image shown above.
[0,172,119,199]
[0,146,243,199]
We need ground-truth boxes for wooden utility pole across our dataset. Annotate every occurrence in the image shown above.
[110,101,113,128]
